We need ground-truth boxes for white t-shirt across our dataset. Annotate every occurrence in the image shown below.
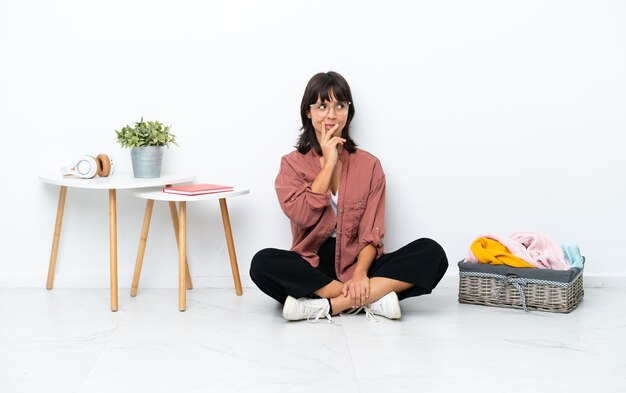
[330,191,338,238]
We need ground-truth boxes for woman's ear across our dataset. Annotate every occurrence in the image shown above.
[306,110,311,119]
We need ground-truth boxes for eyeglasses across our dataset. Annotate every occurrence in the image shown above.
[309,101,351,116]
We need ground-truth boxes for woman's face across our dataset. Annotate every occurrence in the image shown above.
[307,93,349,139]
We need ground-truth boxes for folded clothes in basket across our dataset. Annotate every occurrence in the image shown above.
[465,231,572,270]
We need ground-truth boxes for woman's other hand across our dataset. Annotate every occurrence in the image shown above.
[342,272,370,308]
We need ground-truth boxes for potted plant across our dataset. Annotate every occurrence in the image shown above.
[115,117,178,178]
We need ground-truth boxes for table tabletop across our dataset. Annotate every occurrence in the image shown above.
[39,172,195,189]
[129,186,250,202]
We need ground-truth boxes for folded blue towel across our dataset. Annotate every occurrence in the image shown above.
[562,243,584,269]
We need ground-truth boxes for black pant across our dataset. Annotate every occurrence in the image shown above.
[250,237,448,304]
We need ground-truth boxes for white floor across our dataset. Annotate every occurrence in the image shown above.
[1,286,625,393]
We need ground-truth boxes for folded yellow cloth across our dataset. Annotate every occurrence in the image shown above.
[470,237,536,268]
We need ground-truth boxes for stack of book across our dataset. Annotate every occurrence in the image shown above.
[162,183,234,196]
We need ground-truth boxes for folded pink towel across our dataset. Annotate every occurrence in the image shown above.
[465,231,569,270]
[510,232,569,270]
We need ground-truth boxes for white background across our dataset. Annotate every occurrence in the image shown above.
[1,0,624,288]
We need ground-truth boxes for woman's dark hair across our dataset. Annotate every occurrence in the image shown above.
[296,71,357,155]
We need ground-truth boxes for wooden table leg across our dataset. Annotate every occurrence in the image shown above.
[169,201,193,290]
[46,186,68,289]
[219,198,243,296]
[131,199,154,297]
[109,189,118,312]
[178,201,187,311]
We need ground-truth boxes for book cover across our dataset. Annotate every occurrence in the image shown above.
[163,183,234,195]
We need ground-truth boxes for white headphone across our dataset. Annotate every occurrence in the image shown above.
[61,154,115,179]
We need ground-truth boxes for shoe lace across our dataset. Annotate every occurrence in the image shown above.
[362,305,379,323]
[340,305,379,323]
[305,300,333,324]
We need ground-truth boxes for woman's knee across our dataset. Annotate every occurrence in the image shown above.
[419,237,446,258]
[249,248,284,280]
[425,238,449,274]
[415,238,449,267]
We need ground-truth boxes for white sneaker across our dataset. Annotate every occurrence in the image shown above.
[283,296,333,323]
[364,291,401,321]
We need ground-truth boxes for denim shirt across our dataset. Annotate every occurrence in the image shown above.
[275,147,386,282]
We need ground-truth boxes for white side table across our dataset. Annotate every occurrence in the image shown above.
[128,187,250,311]
[39,172,195,311]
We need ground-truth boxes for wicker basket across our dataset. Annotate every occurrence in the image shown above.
[458,261,584,313]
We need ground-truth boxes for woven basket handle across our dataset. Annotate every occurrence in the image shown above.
[494,273,529,312]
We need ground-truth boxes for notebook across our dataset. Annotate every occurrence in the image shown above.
[163,183,234,196]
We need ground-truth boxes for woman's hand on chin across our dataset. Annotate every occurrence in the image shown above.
[319,123,345,169]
